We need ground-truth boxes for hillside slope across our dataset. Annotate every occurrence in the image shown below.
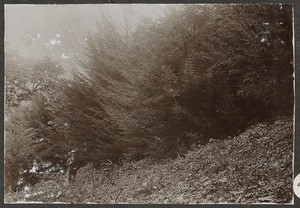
[5,118,293,204]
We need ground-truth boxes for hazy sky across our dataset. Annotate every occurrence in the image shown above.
[5,4,168,69]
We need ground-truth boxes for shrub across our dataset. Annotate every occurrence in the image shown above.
[4,107,36,192]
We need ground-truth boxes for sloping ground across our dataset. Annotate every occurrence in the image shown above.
[5,117,293,204]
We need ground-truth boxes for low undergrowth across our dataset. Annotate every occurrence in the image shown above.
[5,117,293,204]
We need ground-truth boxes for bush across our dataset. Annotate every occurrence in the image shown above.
[4,107,36,192]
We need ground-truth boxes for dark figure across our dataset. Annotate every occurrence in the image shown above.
[66,150,77,184]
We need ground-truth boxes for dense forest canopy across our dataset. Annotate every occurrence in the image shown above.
[5,4,293,192]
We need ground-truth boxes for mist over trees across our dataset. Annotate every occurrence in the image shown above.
[5,4,293,192]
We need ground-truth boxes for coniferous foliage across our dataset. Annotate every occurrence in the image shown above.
[75,4,293,157]
[52,75,126,165]
[129,4,293,144]
[5,111,36,192]
[5,4,294,192]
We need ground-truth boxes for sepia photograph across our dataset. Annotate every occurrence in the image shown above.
[4,3,294,204]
